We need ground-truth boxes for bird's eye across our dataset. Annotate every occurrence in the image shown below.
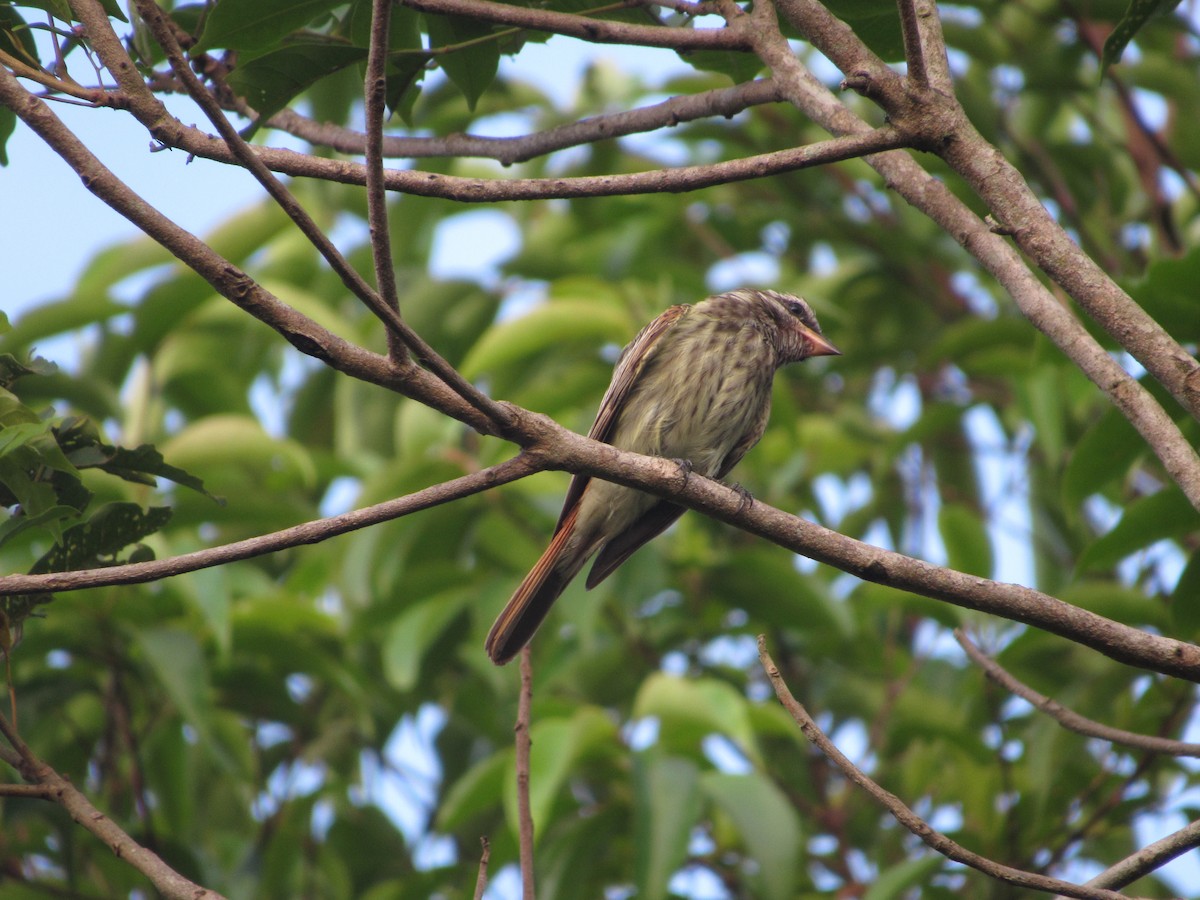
[784,298,816,327]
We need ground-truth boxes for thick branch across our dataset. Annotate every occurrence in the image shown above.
[499,411,1200,682]
[757,638,1129,900]
[2,399,1197,679]
[957,631,1200,757]
[399,0,750,49]
[0,456,538,595]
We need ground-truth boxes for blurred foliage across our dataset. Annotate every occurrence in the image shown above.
[1,0,1200,898]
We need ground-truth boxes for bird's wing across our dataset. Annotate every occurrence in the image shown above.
[553,304,691,532]
[584,500,685,589]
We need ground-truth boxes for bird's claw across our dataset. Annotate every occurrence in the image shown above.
[730,482,754,513]
[672,458,694,489]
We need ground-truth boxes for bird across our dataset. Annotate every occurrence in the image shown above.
[485,288,840,664]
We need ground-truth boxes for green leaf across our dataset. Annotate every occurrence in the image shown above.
[0,293,126,354]
[382,590,471,691]
[226,40,368,124]
[1100,0,1182,76]
[701,772,801,900]
[708,547,850,637]
[53,417,213,497]
[460,301,632,379]
[0,7,35,164]
[1059,580,1169,629]
[196,0,346,54]
[675,49,763,83]
[939,503,992,577]
[436,751,509,831]
[633,673,762,766]
[31,502,172,573]
[137,628,231,771]
[1125,245,1200,343]
[0,352,56,388]
[424,13,500,110]
[13,0,75,22]
[1171,547,1200,637]
[0,503,80,551]
[863,856,946,900]
[348,0,427,119]
[0,421,51,459]
[504,707,618,841]
[823,0,905,61]
[1080,487,1200,572]
[1064,406,1144,507]
[633,753,702,900]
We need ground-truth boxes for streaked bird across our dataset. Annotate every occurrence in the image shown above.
[486,288,840,664]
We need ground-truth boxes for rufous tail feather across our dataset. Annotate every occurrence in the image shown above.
[486,505,584,665]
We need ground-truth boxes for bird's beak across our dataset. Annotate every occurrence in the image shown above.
[799,325,841,358]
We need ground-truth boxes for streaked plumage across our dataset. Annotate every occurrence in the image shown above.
[486,288,839,664]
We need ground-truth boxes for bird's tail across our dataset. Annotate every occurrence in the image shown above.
[485,505,587,665]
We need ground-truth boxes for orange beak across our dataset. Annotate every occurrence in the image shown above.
[798,324,841,358]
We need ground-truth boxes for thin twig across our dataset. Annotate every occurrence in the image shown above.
[1077,817,1200,892]
[0,711,226,900]
[895,0,928,89]
[761,0,1200,512]
[784,0,1200,425]
[0,51,492,432]
[0,783,52,797]
[757,636,1131,900]
[473,836,491,900]
[401,0,750,49]
[516,646,536,900]
[127,0,513,430]
[260,78,785,164]
[0,455,539,595]
[364,0,405,361]
[148,116,914,201]
[956,630,1200,757]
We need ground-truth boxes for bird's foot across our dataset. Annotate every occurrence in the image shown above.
[730,482,754,513]
[671,458,694,489]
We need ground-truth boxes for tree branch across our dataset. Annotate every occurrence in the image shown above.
[125,0,510,428]
[261,78,785,165]
[1076,818,1200,892]
[895,0,927,90]
[516,646,536,900]
[473,836,491,900]
[2,398,1198,680]
[400,0,751,49]
[750,0,1200,513]
[108,98,915,202]
[0,782,52,797]
[956,630,1200,757]
[779,0,1200,424]
[757,637,1130,900]
[365,0,406,361]
[0,58,493,434]
[0,456,539,595]
[497,411,1200,682]
[0,712,226,900]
